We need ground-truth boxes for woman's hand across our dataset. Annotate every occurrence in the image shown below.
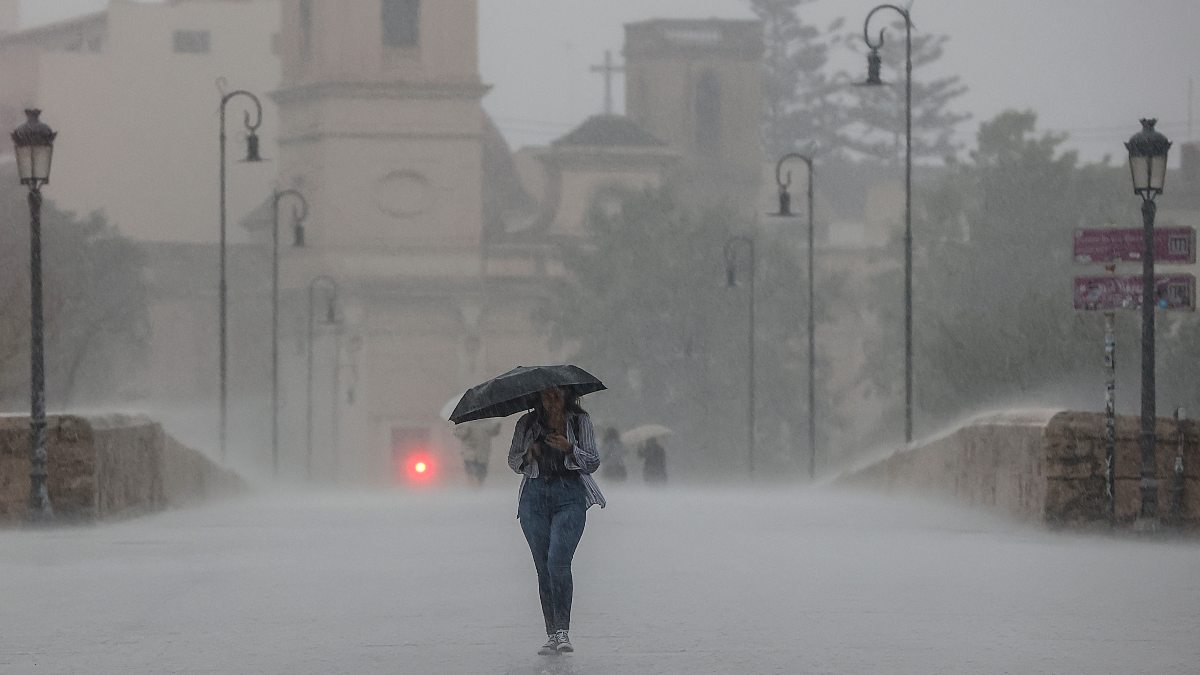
[544,432,572,452]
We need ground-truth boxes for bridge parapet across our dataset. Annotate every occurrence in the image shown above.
[839,410,1200,527]
[0,414,243,525]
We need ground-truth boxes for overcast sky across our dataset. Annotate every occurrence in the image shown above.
[22,0,1200,162]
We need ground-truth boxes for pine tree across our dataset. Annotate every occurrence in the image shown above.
[837,17,969,164]
[750,0,844,157]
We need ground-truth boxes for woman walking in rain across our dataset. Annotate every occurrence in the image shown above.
[508,386,605,655]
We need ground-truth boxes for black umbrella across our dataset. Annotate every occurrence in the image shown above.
[449,365,605,424]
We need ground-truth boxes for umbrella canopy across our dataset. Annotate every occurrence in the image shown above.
[439,394,463,422]
[449,365,605,424]
[620,424,673,446]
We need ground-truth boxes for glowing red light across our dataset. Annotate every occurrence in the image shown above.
[396,452,436,484]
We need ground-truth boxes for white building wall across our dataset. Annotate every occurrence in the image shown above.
[27,0,281,244]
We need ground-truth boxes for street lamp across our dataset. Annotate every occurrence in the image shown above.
[1126,118,1171,524]
[860,4,915,444]
[724,236,756,478]
[307,275,340,479]
[772,152,818,479]
[218,82,265,463]
[11,109,56,522]
[271,189,308,476]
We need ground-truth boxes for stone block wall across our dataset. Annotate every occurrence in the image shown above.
[839,410,1053,521]
[0,414,242,525]
[1046,412,1199,525]
[839,410,1200,527]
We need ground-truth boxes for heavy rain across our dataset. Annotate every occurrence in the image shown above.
[1,1,1199,673]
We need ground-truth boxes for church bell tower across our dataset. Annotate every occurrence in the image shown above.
[271,1,492,483]
[273,0,489,251]
[624,19,765,208]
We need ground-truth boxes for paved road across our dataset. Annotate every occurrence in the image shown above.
[1,486,1197,674]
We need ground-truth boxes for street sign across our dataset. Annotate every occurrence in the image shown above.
[1073,227,1196,265]
[1073,274,1196,311]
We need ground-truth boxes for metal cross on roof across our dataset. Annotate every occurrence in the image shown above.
[589,50,625,116]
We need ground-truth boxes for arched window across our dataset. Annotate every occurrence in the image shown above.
[695,71,721,154]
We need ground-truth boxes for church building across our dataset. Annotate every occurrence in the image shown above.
[0,0,767,483]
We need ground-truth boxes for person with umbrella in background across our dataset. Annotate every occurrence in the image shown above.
[442,395,501,487]
[622,425,671,485]
[640,437,667,484]
[599,427,628,483]
[449,365,606,655]
[452,419,501,487]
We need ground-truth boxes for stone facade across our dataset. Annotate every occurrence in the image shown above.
[0,414,242,525]
[839,410,1200,528]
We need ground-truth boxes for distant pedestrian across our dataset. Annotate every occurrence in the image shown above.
[508,386,605,655]
[453,419,501,487]
[640,437,667,484]
[599,427,628,482]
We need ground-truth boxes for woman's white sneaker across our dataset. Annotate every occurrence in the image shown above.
[554,630,573,653]
[537,634,558,655]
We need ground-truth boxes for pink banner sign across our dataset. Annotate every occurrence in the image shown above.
[1073,227,1195,264]
[1073,274,1196,311]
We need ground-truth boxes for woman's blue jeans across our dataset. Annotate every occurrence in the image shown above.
[518,475,587,634]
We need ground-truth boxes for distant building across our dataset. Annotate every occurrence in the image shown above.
[0,0,281,244]
[4,2,904,480]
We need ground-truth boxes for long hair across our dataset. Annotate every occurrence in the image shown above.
[532,391,587,419]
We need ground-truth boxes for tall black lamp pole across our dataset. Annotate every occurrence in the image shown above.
[861,4,914,444]
[271,189,308,476]
[11,109,56,522]
[725,236,756,478]
[306,276,339,479]
[218,83,264,462]
[773,152,817,478]
[1126,118,1171,524]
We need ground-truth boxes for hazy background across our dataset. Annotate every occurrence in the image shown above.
[25,0,1200,160]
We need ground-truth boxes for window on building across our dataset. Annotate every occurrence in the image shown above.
[695,71,721,154]
[173,30,211,54]
[381,0,420,48]
[299,0,313,60]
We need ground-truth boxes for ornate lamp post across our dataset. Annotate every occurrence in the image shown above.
[218,83,265,462]
[860,4,915,444]
[11,109,56,522]
[1126,118,1171,524]
[724,236,756,478]
[271,189,308,476]
[772,152,818,478]
[306,275,340,479]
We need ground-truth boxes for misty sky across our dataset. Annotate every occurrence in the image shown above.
[23,0,1200,162]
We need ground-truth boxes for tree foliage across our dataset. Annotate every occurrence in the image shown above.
[860,110,1148,438]
[0,184,149,409]
[752,2,968,164]
[836,18,969,164]
[751,0,845,157]
[539,185,844,477]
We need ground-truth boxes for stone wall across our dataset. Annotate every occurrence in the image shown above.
[839,410,1200,527]
[0,414,242,525]
[1047,412,1199,525]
